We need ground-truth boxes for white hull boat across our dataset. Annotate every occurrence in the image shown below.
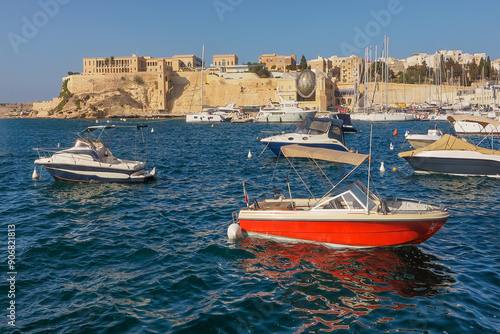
[450,115,500,135]
[186,110,232,123]
[405,125,443,149]
[259,117,350,156]
[256,89,317,123]
[34,125,157,183]
[350,112,418,122]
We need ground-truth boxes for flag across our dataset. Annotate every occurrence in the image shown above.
[243,181,249,207]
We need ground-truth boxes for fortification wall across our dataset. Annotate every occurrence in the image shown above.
[167,72,295,113]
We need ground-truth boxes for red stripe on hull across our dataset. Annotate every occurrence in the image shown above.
[239,219,447,247]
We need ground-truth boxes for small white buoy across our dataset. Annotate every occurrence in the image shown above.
[390,142,394,150]
[151,128,154,133]
[32,167,40,180]
[57,143,60,148]
[227,223,242,240]
[106,120,110,123]
[95,119,99,123]
[248,150,252,158]
[380,162,386,173]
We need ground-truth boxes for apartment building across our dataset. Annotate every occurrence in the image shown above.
[329,55,364,83]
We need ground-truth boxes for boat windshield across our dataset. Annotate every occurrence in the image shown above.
[316,181,378,211]
[295,119,331,135]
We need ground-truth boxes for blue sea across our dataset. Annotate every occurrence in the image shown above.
[1,118,499,333]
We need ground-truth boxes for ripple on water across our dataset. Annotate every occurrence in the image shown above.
[1,119,498,333]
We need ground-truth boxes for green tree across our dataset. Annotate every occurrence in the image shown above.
[486,56,492,79]
[467,60,479,85]
[250,63,270,78]
[298,55,308,71]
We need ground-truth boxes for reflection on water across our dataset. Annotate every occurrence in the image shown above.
[235,238,455,331]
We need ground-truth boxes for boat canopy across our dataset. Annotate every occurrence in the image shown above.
[281,144,369,166]
[398,134,500,158]
[447,115,500,129]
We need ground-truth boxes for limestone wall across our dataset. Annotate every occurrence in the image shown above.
[166,72,293,113]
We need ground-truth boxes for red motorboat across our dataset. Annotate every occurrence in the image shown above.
[233,145,448,248]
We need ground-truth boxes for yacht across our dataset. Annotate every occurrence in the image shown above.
[256,88,317,123]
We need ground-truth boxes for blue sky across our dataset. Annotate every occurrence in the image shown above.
[1,0,499,103]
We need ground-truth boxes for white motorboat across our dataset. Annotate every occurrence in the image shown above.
[256,88,317,123]
[259,117,350,156]
[33,125,157,183]
[449,115,500,135]
[405,125,443,149]
[186,109,232,123]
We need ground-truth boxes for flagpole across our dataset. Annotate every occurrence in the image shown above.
[243,181,249,208]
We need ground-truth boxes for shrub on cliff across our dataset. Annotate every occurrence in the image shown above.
[134,75,145,85]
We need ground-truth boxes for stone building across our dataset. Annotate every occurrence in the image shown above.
[259,53,297,71]
[307,57,332,74]
[213,54,238,67]
[329,55,364,83]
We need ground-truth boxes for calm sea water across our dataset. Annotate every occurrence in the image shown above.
[0,118,499,333]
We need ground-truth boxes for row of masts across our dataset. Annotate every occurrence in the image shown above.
[353,35,498,111]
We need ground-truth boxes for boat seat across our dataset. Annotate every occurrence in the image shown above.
[378,199,390,215]
[324,198,343,209]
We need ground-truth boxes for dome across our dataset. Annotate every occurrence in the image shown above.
[296,70,316,98]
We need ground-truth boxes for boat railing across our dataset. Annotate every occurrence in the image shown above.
[33,147,66,159]
[231,211,239,225]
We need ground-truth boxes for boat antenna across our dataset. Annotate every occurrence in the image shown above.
[366,124,373,215]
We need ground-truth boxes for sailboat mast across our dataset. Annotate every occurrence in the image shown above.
[385,35,389,111]
[201,45,205,110]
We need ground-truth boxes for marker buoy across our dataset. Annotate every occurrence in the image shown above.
[390,142,394,150]
[248,150,252,158]
[380,162,386,173]
[392,167,397,172]
[393,128,397,136]
[32,167,40,180]
[151,128,154,133]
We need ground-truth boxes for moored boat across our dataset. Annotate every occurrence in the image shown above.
[33,125,157,183]
[186,109,232,123]
[398,133,500,177]
[232,145,448,247]
[259,117,350,156]
[350,111,418,122]
[405,125,443,149]
[449,115,500,135]
[255,88,317,123]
